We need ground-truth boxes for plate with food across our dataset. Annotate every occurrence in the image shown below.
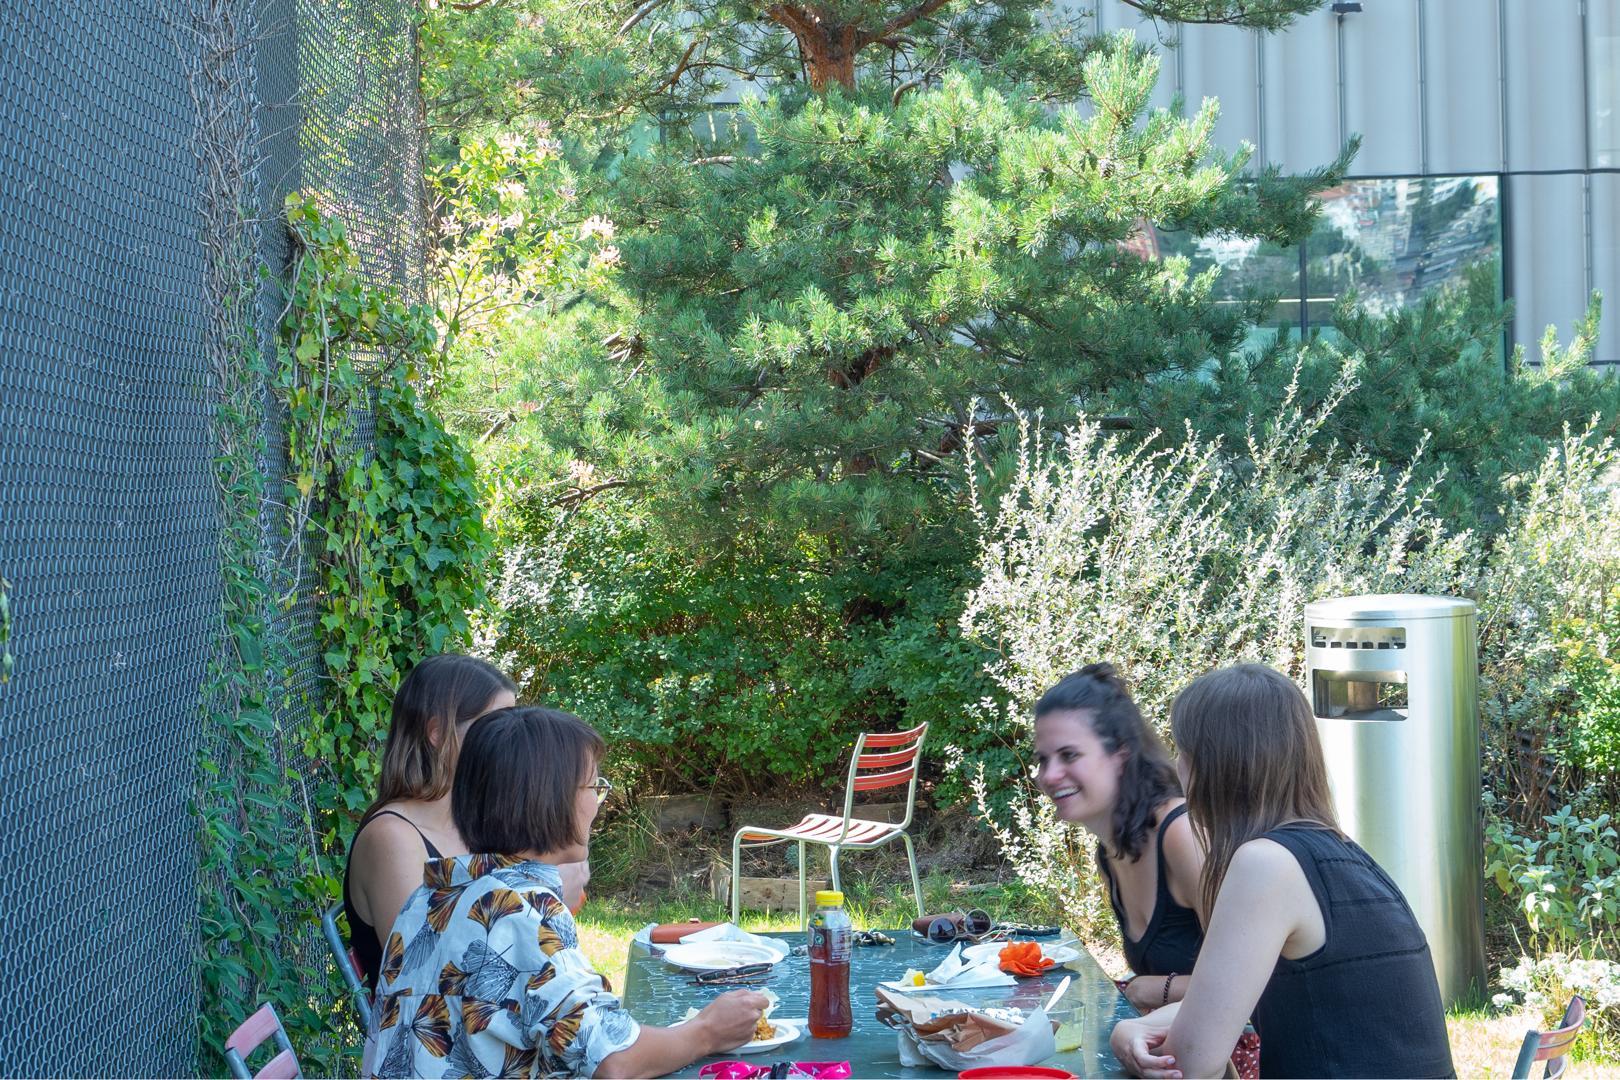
[736,1019,801,1054]
[660,941,782,972]
[961,940,1080,967]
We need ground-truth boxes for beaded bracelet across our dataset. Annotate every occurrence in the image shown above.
[1162,972,1178,1007]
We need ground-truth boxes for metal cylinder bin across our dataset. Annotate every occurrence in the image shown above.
[1303,594,1486,1005]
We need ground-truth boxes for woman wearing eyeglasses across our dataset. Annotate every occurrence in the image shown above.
[364,706,767,1079]
[343,654,590,993]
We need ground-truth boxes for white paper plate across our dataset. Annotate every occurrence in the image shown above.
[960,940,1080,967]
[659,941,782,972]
[735,1022,801,1054]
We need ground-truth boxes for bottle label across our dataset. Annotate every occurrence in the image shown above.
[809,925,852,964]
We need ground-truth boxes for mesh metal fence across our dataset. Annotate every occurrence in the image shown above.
[0,0,422,1074]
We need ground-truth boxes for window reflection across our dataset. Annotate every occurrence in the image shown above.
[1305,177,1501,327]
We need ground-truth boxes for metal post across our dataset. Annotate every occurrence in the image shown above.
[1497,0,1511,173]
[1255,31,1267,167]
[1336,6,1349,151]
[1416,0,1430,175]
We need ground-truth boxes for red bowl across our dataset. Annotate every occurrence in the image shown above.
[957,1069,1078,1080]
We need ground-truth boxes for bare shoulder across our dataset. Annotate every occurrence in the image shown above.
[1159,805,1201,860]
[1221,837,1311,903]
[351,810,425,866]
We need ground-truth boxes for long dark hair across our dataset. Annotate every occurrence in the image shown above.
[1035,662,1180,862]
[1170,663,1339,919]
[369,654,517,814]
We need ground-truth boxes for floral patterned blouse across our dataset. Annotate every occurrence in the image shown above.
[363,853,640,1079]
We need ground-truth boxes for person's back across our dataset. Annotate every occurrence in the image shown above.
[1253,824,1453,1078]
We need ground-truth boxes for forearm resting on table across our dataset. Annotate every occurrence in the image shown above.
[594,1021,720,1079]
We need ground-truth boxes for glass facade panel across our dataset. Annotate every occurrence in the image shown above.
[1152,226,1302,341]
[1304,176,1501,326]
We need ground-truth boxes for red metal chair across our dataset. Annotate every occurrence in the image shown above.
[223,1002,302,1079]
[730,722,928,928]
[1512,995,1585,1080]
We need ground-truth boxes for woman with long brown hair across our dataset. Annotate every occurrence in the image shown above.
[1110,663,1452,1079]
[343,653,519,990]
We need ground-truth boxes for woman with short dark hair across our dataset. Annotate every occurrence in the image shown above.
[364,706,767,1080]
[1110,664,1453,1078]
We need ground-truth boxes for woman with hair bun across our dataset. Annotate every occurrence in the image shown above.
[1031,663,1208,1015]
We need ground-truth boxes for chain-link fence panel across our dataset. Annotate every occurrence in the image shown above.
[0,6,217,1076]
[0,0,424,1073]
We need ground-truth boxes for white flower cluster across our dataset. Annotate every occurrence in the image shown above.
[1494,952,1620,1018]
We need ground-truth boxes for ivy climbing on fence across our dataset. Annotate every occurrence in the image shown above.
[198,192,491,1072]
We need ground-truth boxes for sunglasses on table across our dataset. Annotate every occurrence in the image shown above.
[919,908,995,943]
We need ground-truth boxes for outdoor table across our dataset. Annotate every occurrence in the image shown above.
[621,930,1134,1078]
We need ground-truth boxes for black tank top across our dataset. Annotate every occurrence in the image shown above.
[1254,824,1454,1078]
[341,809,443,991]
[1097,803,1203,976]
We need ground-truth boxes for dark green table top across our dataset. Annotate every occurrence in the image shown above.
[621,931,1134,1078]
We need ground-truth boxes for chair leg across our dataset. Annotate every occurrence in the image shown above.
[901,831,923,919]
[1511,1031,1539,1080]
[731,832,744,926]
[829,846,842,895]
[798,842,808,930]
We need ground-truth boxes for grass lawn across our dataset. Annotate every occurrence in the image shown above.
[575,883,1616,1077]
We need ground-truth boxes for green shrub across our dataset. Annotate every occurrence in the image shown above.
[1486,794,1620,957]
[479,498,998,796]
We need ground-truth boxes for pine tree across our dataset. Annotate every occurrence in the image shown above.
[461,0,1345,570]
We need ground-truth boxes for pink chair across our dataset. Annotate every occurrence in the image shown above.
[223,1002,302,1079]
[1512,995,1585,1080]
[730,722,928,928]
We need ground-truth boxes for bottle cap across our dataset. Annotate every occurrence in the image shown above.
[814,890,844,906]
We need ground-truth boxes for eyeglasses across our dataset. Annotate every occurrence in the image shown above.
[582,776,613,804]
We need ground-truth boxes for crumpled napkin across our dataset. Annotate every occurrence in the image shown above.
[633,921,792,962]
[997,941,1055,977]
[912,943,1016,988]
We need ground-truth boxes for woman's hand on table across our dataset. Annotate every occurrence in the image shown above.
[595,989,769,1078]
[1111,1012,1183,1079]
[695,989,771,1053]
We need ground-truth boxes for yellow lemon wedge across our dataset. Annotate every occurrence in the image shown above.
[904,968,926,986]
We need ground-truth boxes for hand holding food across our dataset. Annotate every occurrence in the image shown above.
[696,989,771,1052]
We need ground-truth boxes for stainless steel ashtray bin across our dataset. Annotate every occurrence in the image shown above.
[1304,594,1486,1005]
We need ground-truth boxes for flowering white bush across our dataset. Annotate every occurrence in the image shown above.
[957,358,1620,939]
[1494,951,1620,1057]
[958,362,1477,934]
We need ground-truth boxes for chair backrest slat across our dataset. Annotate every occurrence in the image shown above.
[225,1004,283,1055]
[257,1049,301,1080]
[857,745,921,771]
[853,765,915,791]
[859,722,927,748]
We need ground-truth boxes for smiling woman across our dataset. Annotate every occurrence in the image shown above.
[1030,664,1207,1019]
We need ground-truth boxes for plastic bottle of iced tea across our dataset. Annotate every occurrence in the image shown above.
[808,889,853,1038]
